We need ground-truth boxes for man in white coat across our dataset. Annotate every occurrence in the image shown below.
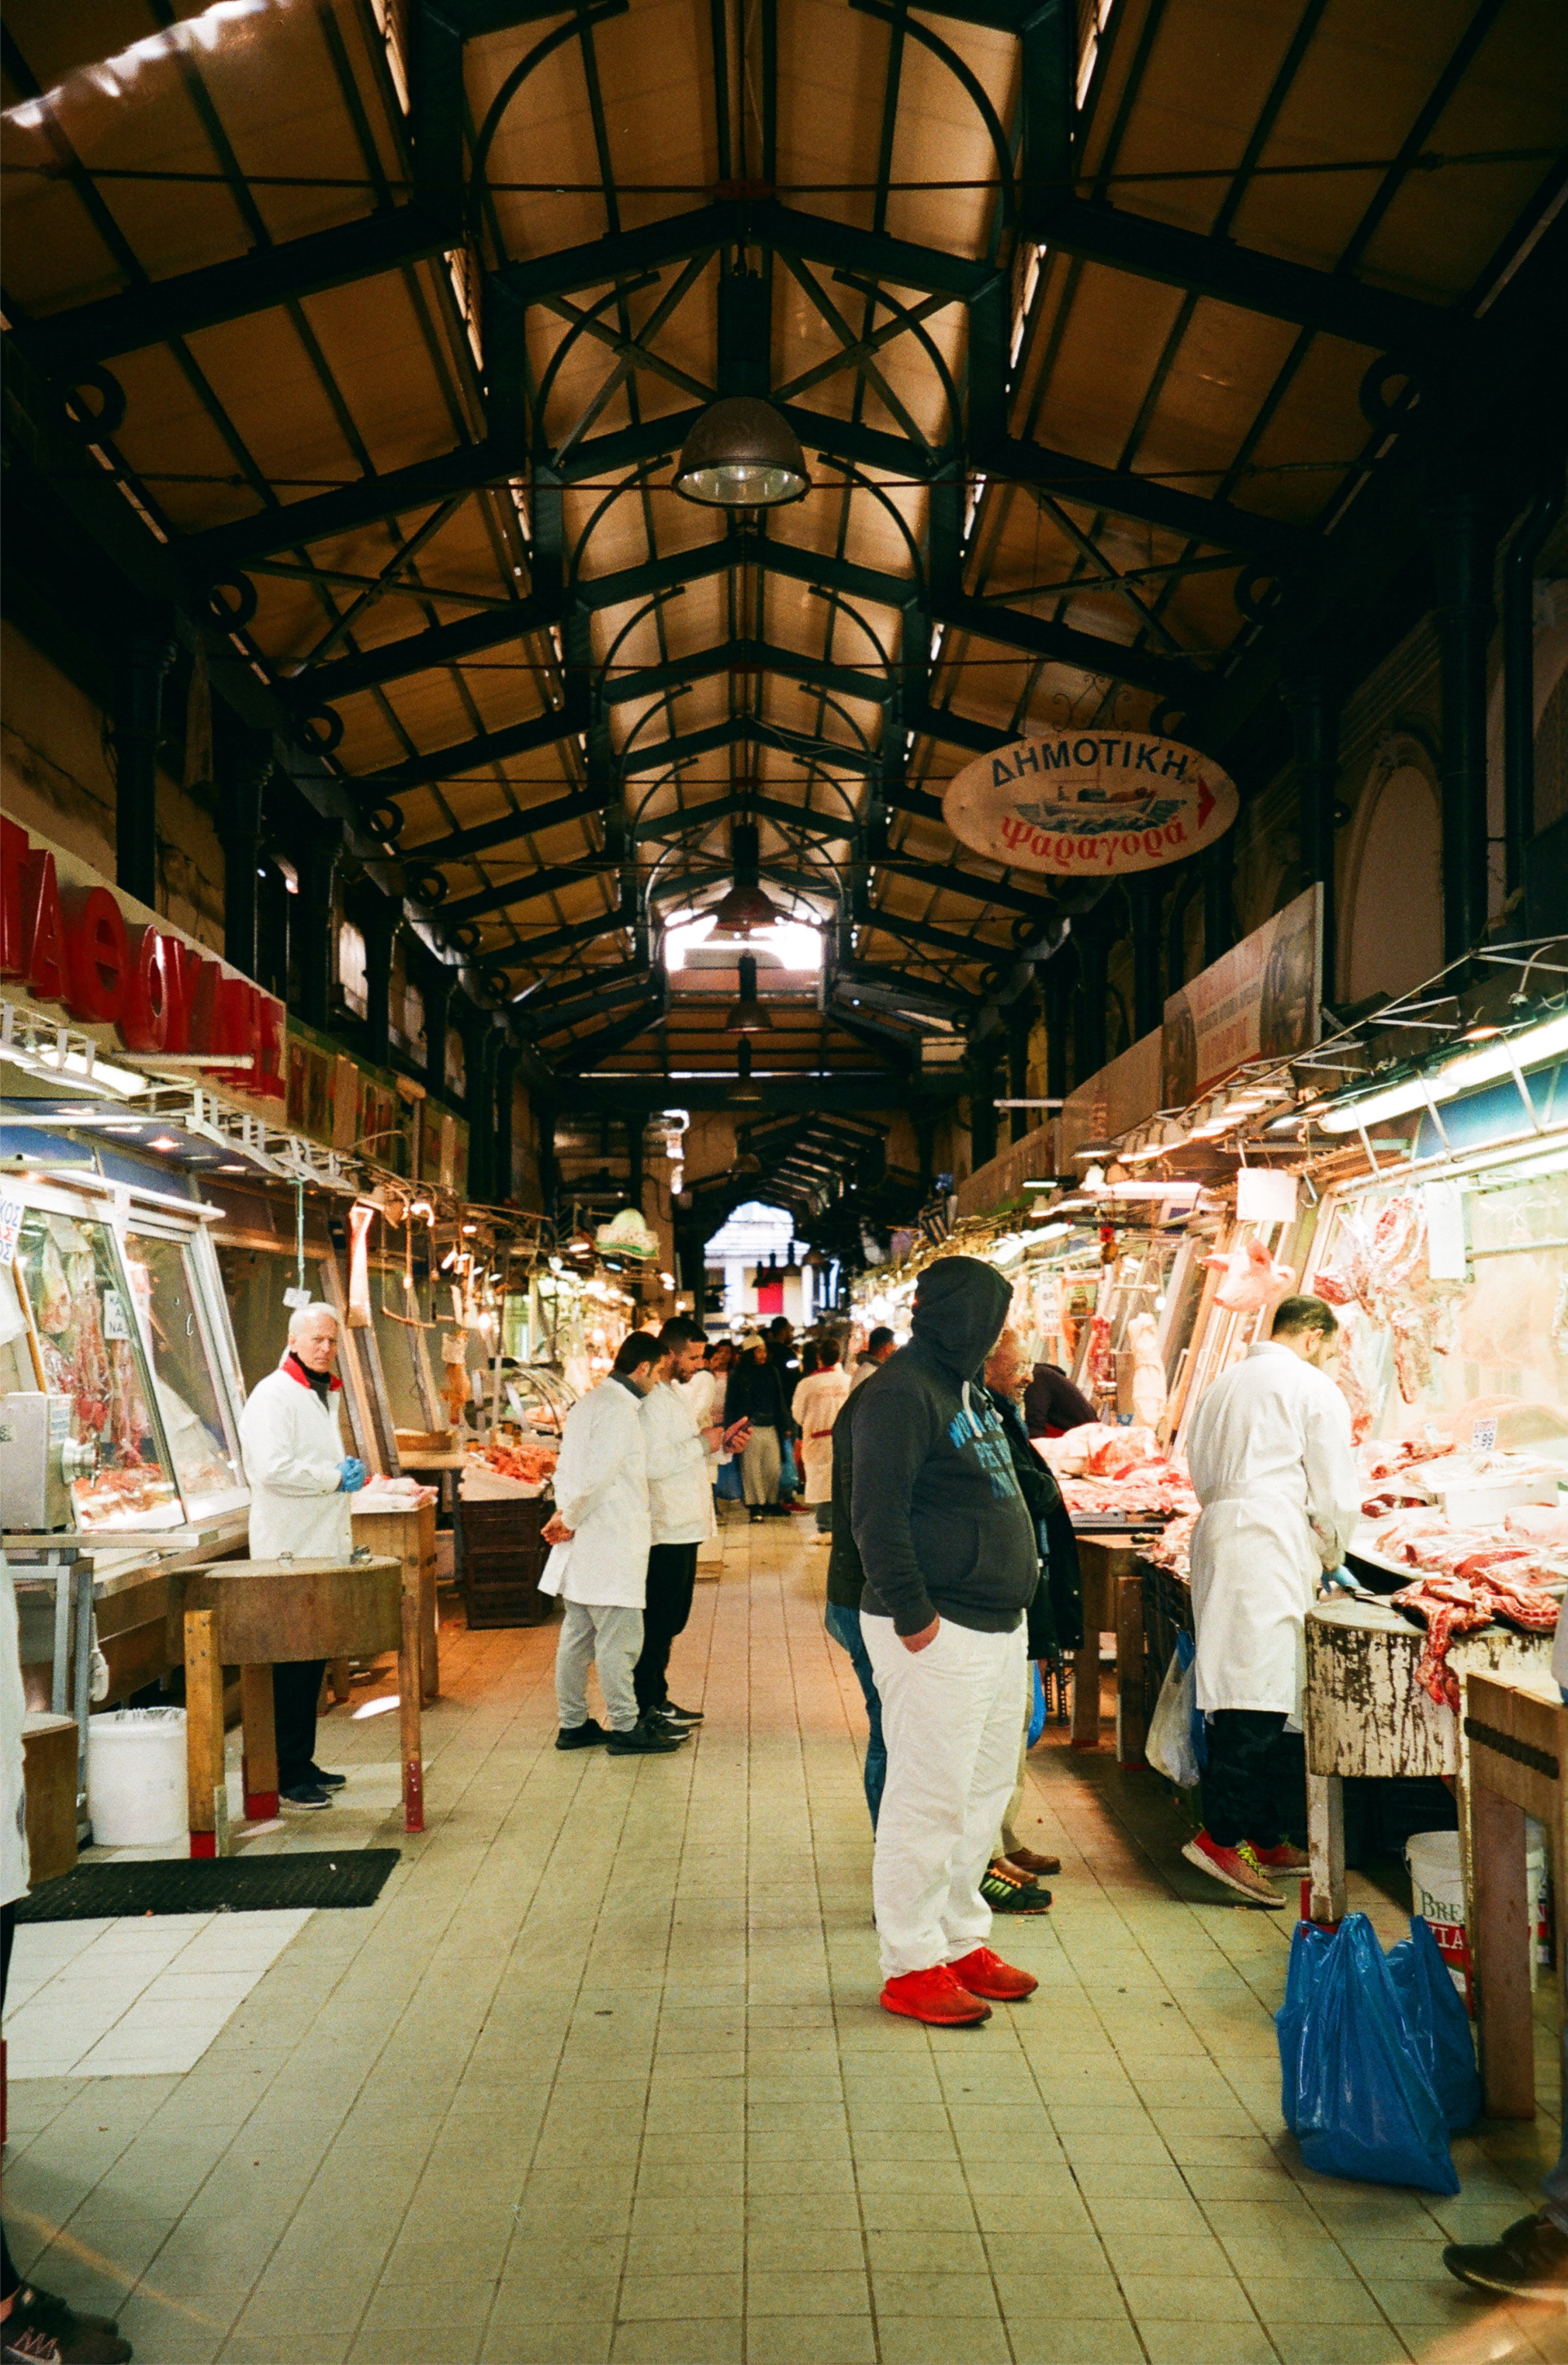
[541,1331,687,1757]
[1182,1293,1358,1906]
[236,1302,368,1810]
[634,1317,750,1727]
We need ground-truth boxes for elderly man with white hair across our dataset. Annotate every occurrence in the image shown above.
[236,1302,369,1810]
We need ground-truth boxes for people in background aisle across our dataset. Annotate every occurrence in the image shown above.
[766,1318,804,1503]
[797,1339,821,1380]
[541,1332,687,1757]
[791,1337,850,1540]
[978,1328,1081,1914]
[1182,1294,1358,1906]
[824,1374,886,1830]
[236,1302,365,1811]
[636,1318,750,1731]
[2,1550,135,2364]
[724,1332,793,1519]
[766,1315,799,1386]
[1023,1359,1098,1438]
[846,1326,896,1392]
[846,1257,1042,2027]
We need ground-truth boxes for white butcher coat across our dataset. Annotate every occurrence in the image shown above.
[238,1364,353,1562]
[642,1378,718,1545]
[1186,1342,1358,1722]
[539,1375,651,1607]
[790,1369,850,1503]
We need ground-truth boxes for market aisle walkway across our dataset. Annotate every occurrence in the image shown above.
[6,1522,1561,2365]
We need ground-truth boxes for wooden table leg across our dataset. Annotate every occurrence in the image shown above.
[1472,1781,1535,2119]
[184,1608,229,1859]
[1305,1771,1345,1926]
[239,1665,279,1821]
[419,1557,439,1704]
[326,1656,352,1704]
[1115,1572,1147,1770]
[399,1577,425,1834]
[1071,1561,1107,1750]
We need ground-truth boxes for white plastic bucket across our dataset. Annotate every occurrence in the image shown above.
[86,1707,188,1847]
[1406,1826,1548,2005]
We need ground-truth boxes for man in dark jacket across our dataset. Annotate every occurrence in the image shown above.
[1023,1360,1098,1437]
[842,1255,1043,2027]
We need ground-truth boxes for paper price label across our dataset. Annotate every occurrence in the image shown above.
[102,1289,130,1342]
[440,1333,469,1364]
[0,1198,22,1263]
[1470,1417,1498,1452]
[282,1285,312,1311]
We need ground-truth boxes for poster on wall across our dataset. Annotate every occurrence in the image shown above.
[943,732,1238,877]
[1162,885,1322,1108]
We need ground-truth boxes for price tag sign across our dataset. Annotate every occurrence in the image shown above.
[1470,1417,1498,1452]
[282,1285,311,1311]
[0,1198,22,1263]
[102,1289,130,1342]
[441,1332,469,1364]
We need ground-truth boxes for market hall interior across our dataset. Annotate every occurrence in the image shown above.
[4,1516,1562,2365]
[3,0,1568,2363]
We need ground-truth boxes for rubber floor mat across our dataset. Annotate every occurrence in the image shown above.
[15,1849,400,1920]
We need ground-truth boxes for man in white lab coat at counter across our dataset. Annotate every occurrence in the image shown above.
[1182,1294,1358,1907]
[236,1302,369,1810]
[634,1317,750,1726]
[540,1331,687,1757]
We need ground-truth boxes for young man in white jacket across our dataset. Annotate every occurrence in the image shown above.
[541,1331,687,1756]
[635,1318,750,1726]
[1182,1293,1359,1906]
[236,1302,369,1810]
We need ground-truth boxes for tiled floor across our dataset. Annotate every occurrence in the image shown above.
[5,1912,312,2078]
[4,1519,1561,2365]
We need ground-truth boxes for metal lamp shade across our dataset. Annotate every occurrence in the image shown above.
[674,398,810,507]
[709,878,784,937]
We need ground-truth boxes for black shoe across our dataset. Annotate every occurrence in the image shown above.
[9,2279,132,2360]
[306,1765,347,1789]
[647,1711,695,1741]
[1443,2212,1568,2301]
[979,1862,1053,1915]
[606,1719,686,1755]
[555,1718,609,1750]
[661,1701,704,1724]
[280,1782,333,1810]
[749,1508,764,1523]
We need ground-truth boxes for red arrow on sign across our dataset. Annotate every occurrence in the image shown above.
[1196,776,1215,829]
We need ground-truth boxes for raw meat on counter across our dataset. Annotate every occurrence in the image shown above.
[1389,1567,1559,1713]
[1200,1236,1295,1312]
[1038,1424,1200,1556]
[355,1476,439,1510]
[1039,1422,1159,1478]
[479,1439,558,1484]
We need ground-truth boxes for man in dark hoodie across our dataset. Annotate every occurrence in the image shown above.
[841,1255,1043,2027]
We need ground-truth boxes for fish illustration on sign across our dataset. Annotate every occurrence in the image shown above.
[943,733,1237,877]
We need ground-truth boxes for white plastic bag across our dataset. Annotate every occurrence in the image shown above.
[1146,1633,1202,1788]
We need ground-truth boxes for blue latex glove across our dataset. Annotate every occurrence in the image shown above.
[338,1456,368,1493]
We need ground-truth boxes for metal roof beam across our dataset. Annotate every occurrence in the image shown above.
[1041,197,1466,355]
[621,715,877,777]
[486,908,627,970]
[355,692,587,798]
[937,593,1191,697]
[187,442,502,572]
[877,857,1054,922]
[296,593,555,705]
[607,635,890,710]
[983,436,1301,559]
[556,994,669,1072]
[402,786,611,867]
[859,907,1005,968]
[437,859,612,928]
[635,791,855,846]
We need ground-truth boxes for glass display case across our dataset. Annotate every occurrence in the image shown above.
[6,1200,182,1531]
[122,1225,247,1521]
[1303,1147,1568,1455]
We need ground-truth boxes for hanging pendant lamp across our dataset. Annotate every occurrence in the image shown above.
[709,819,784,939]
[725,951,773,1034]
[674,398,808,508]
[731,1037,764,1106]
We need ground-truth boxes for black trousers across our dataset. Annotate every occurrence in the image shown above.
[634,1544,700,1714]
[273,1658,327,1791]
[1200,1710,1305,1850]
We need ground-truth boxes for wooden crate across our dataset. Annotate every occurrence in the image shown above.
[455,1496,556,1629]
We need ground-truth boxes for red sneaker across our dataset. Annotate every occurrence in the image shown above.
[949,1946,1039,2001]
[881,1965,992,2025]
[1249,1841,1310,1871]
[1181,1830,1286,1907]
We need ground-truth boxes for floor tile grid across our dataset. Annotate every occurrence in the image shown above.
[3,1523,1562,2365]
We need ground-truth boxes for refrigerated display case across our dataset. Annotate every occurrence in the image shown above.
[122,1221,247,1522]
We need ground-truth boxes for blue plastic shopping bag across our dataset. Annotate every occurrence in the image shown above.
[1385,1915,1482,2133]
[1027,1660,1046,1748]
[1276,1913,1460,2194]
[715,1457,744,1501]
[779,1436,800,1497]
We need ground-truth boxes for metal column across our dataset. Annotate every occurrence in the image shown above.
[114,628,176,908]
[1429,485,1498,961]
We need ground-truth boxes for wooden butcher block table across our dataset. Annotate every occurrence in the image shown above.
[1070,1532,1157,1767]
[1303,1595,1551,1930]
[173,1555,423,1855]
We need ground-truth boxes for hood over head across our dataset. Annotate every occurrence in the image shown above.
[910,1255,1014,1381]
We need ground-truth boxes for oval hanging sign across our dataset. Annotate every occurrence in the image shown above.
[943,732,1238,877]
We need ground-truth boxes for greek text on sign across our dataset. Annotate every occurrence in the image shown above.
[943,733,1239,877]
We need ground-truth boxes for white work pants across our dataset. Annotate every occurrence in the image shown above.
[555,1602,643,1732]
[861,1611,1027,1979]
